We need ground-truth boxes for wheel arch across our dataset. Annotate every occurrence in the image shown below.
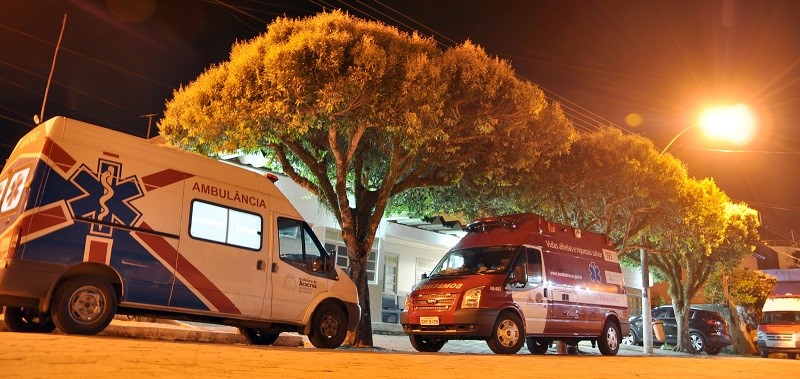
[43,262,123,313]
[301,296,350,335]
[602,312,622,336]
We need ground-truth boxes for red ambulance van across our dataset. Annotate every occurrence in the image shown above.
[400,213,629,355]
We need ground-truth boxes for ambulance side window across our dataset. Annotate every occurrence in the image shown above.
[189,200,262,250]
[526,248,543,285]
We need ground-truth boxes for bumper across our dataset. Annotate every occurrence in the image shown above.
[757,340,800,354]
[706,333,733,348]
[401,308,501,338]
[0,259,64,310]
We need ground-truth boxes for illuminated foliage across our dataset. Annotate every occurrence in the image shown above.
[160,11,574,346]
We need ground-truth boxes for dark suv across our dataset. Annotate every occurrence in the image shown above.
[629,305,732,355]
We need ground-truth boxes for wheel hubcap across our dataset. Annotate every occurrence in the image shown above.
[319,313,340,338]
[69,286,104,323]
[606,326,619,350]
[496,319,520,347]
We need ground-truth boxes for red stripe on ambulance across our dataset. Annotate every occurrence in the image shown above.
[141,169,195,192]
[135,222,241,315]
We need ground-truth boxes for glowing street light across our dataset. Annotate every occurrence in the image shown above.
[661,104,756,155]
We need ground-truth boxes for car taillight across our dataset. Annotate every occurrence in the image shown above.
[705,319,723,326]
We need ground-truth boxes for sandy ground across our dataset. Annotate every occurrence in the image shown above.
[2,324,799,378]
[2,314,798,378]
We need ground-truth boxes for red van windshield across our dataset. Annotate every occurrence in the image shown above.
[430,245,520,276]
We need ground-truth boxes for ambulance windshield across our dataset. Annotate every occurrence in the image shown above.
[431,245,520,276]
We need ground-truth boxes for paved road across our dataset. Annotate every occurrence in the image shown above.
[2,330,797,379]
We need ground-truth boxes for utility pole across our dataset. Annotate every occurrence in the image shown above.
[141,113,158,139]
[36,14,67,124]
[641,244,653,354]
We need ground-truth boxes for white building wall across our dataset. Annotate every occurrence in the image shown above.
[271,173,459,323]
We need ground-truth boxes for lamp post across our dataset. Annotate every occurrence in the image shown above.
[639,104,755,355]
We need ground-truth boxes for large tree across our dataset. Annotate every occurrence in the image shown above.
[646,179,760,352]
[159,11,574,346]
[393,127,688,252]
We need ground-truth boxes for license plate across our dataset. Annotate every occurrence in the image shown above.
[419,316,439,326]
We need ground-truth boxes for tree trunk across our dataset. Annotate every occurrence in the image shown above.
[728,302,757,355]
[669,286,693,353]
[346,242,374,347]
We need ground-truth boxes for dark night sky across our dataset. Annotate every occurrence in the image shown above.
[2,0,800,240]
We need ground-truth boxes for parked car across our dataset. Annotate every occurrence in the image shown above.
[629,305,732,355]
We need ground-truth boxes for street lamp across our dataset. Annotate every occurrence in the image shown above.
[660,104,756,156]
[639,104,755,355]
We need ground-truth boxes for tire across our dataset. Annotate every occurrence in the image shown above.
[51,276,117,335]
[486,312,524,355]
[239,328,280,345]
[706,346,722,355]
[788,353,797,359]
[409,334,447,352]
[308,302,348,349]
[597,320,621,356]
[759,349,769,358]
[526,337,550,354]
[689,332,706,354]
[4,307,56,333]
[629,329,641,346]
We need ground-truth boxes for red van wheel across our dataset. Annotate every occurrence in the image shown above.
[597,320,620,356]
[487,312,524,354]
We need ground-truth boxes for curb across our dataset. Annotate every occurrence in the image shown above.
[0,316,304,347]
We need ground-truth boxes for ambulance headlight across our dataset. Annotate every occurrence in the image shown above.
[461,286,484,309]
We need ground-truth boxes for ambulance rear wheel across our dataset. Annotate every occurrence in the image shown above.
[308,302,347,349]
[4,306,56,333]
[51,276,117,335]
[597,320,620,356]
[409,334,447,352]
[526,337,550,354]
[487,311,524,354]
[239,328,280,345]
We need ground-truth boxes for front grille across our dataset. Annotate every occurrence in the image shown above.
[410,293,457,311]
[765,333,794,341]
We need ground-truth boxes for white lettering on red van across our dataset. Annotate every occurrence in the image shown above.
[418,282,464,290]
[191,182,268,209]
[544,240,603,258]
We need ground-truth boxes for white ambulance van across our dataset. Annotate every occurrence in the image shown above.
[0,117,359,348]
[757,294,800,359]
[400,213,629,355]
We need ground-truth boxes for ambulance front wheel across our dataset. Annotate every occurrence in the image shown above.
[597,320,621,356]
[409,334,447,352]
[308,302,348,349]
[51,276,118,335]
[487,311,524,354]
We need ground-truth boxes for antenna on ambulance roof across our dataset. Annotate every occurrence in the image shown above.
[36,14,67,125]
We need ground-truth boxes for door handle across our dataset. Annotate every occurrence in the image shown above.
[256,260,265,271]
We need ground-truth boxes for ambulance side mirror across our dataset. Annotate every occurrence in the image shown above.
[326,249,338,273]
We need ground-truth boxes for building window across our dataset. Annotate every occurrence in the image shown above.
[415,258,437,284]
[325,242,377,283]
[189,200,262,250]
